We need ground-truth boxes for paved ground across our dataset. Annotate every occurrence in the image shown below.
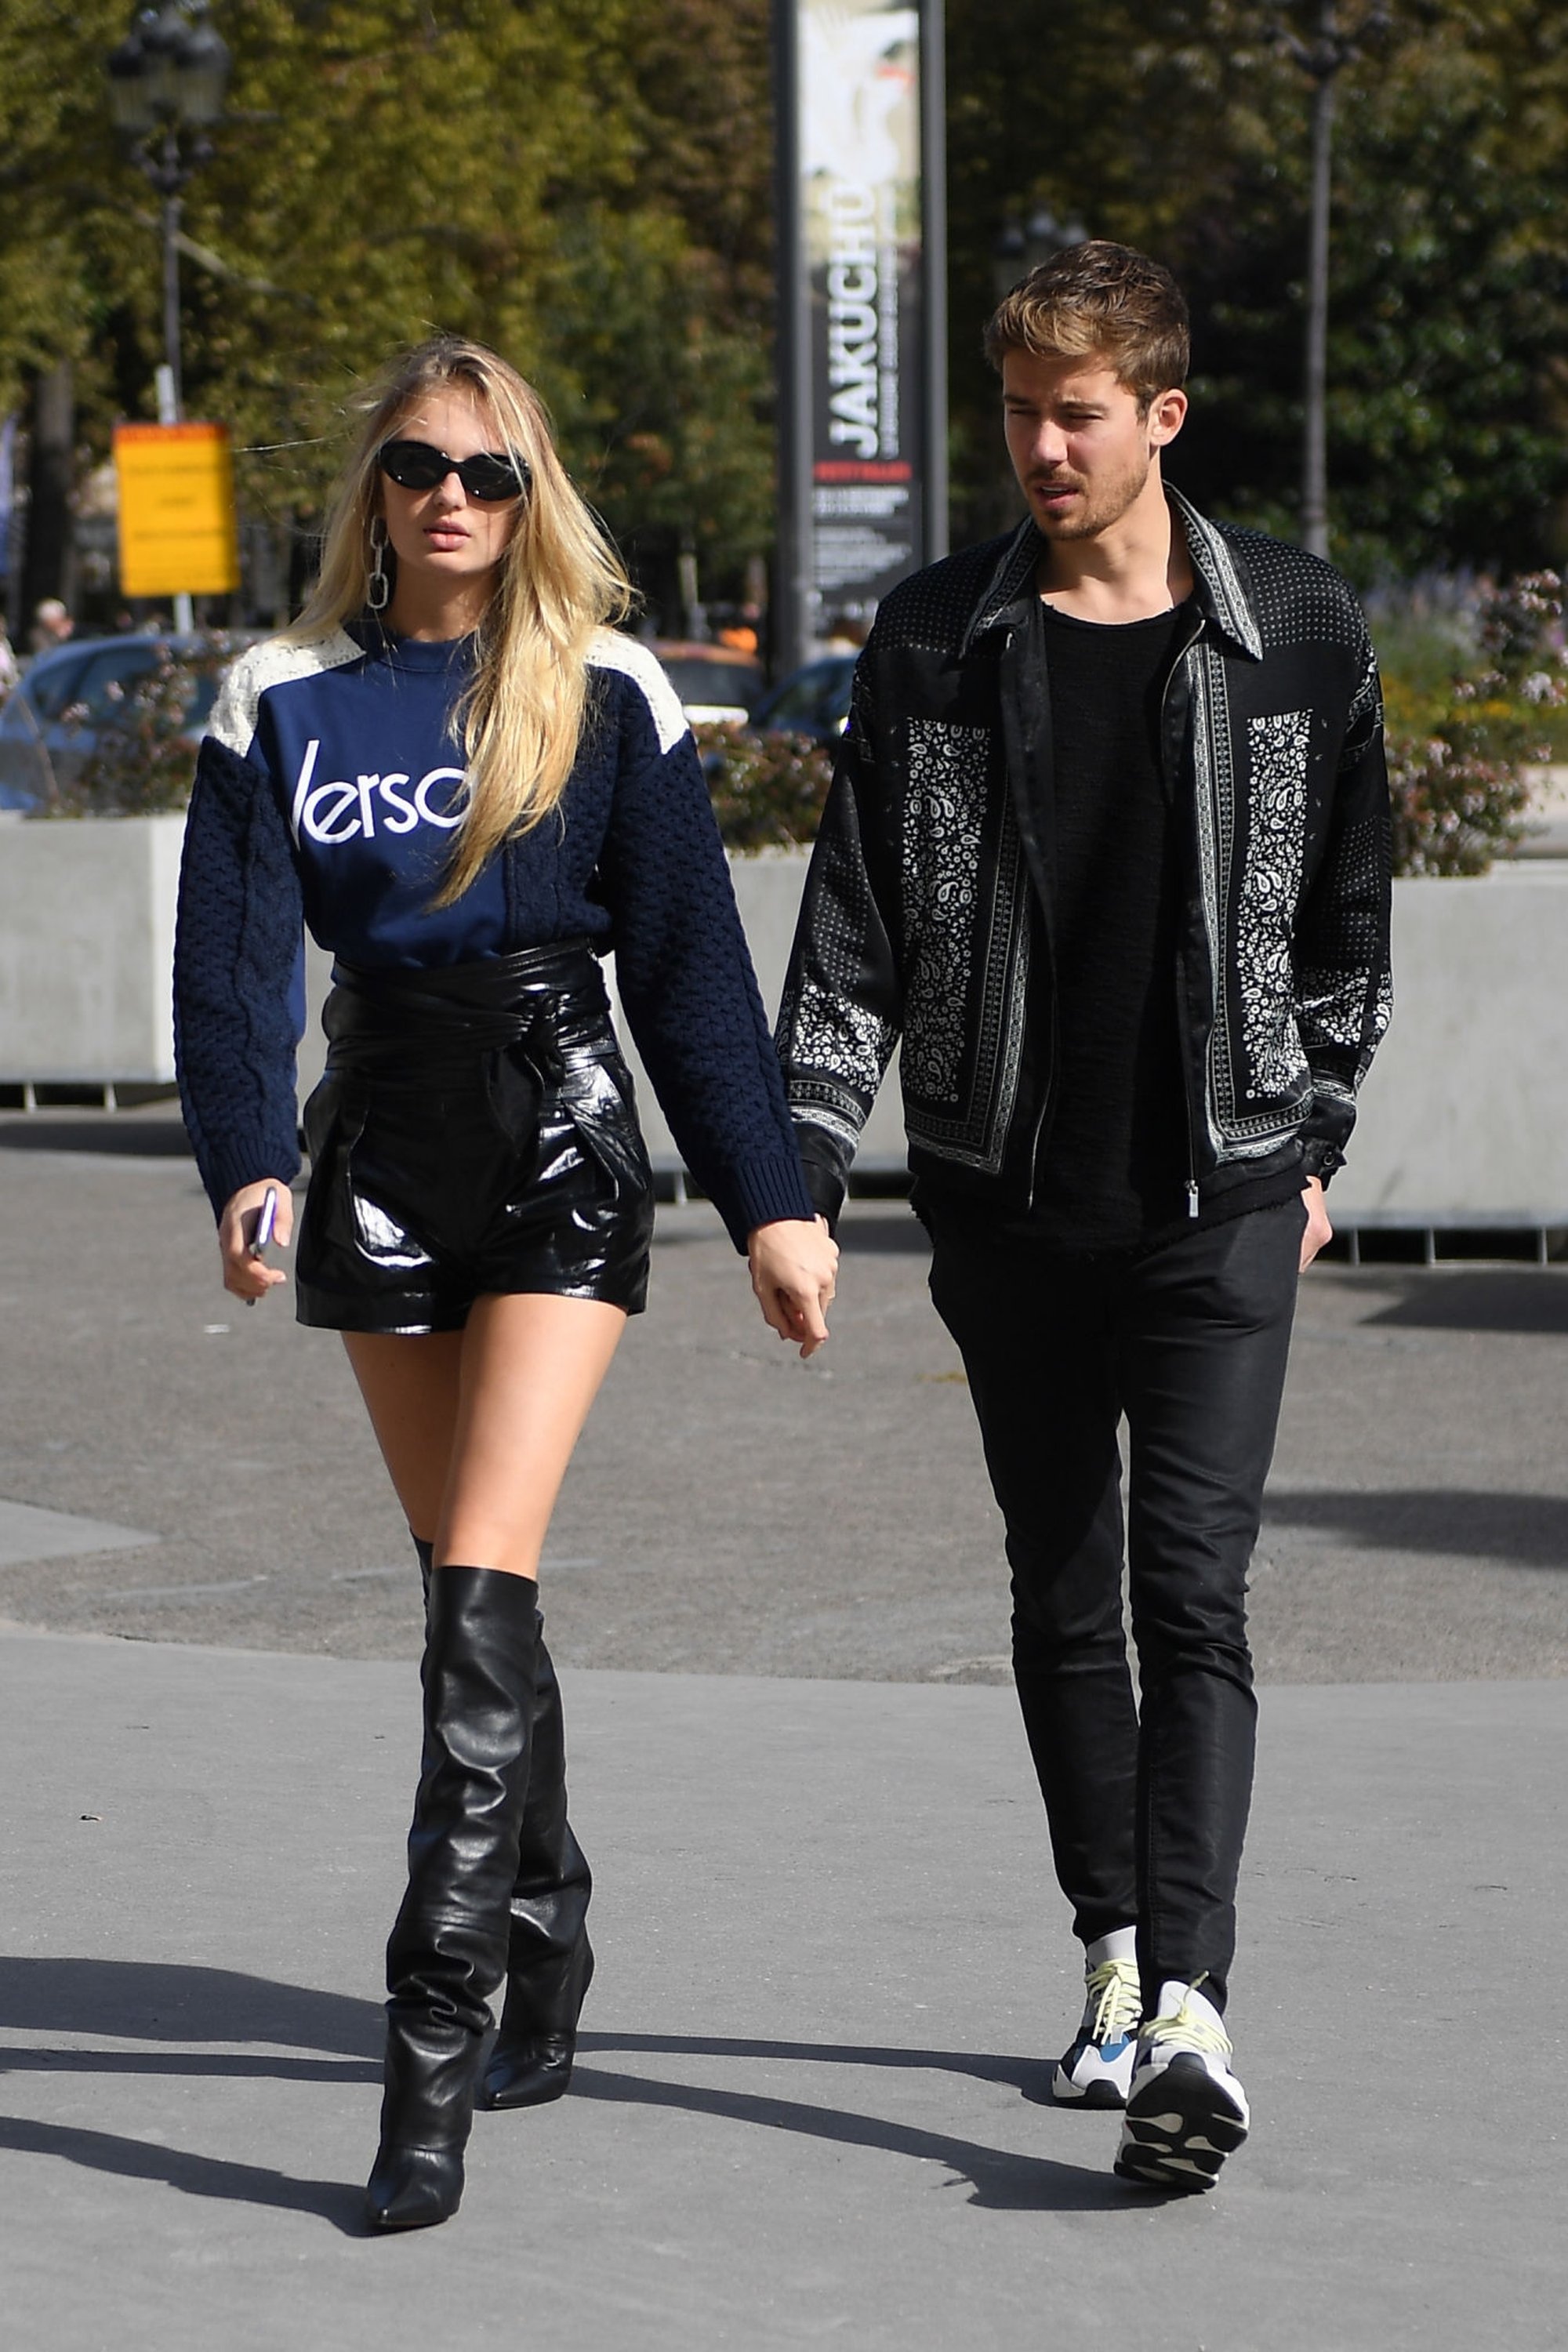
[1,1102,1566,1682]
[2,1107,1566,2347]
[1,1632,1563,2352]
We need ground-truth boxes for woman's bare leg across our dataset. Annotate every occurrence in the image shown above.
[342,1296,626,1577]
[437,1294,626,1577]
[341,1329,464,1544]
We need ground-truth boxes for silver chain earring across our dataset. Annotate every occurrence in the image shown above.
[367,517,390,613]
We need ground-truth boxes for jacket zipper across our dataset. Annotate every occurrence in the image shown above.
[1011,619,1055,1216]
[1163,603,1207,1221]
[1023,993,1058,1216]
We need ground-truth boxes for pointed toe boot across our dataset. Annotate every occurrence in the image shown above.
[482,1921,594,2111]
[365,2143,466,2231]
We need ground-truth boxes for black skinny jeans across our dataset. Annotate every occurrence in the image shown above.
[925,1193,1305,2013]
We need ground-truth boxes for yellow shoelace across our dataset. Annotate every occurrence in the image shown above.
[1143,1987,1233,2060]
[1085,1956,1143,2043]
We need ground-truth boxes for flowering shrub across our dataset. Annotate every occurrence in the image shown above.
[1385,574,1566,877]
[48,636,239,817]
[696,720,834,850]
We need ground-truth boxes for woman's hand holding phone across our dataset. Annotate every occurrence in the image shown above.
[219,1179,295,1304]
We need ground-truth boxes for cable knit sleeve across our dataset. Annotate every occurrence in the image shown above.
[173,733,305,1216]
[591,655,816,1250]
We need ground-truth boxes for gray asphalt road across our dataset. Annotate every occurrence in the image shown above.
[2,1632,1563,2352]
[2,1102,1566,1681]
[2,1108,1566,2350]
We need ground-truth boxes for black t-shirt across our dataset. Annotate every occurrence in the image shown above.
[1029,595,1192,1249]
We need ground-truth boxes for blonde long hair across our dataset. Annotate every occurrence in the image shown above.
[292,336,633,902]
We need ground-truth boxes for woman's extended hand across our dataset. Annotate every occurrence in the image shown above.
[748,1215,839,1359]
[218,1178,296,1305]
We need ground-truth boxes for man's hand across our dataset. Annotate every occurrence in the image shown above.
[1300,1174,1332,1271]
[748,1215,839,1358]
[218,1178,295,1305]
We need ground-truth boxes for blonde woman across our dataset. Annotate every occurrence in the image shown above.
[173,336,837,2231]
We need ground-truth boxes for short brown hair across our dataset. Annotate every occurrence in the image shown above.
[984,240,1189,408]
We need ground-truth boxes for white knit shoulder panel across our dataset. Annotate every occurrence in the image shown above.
[586,630,689,756]
[205,629,364,758]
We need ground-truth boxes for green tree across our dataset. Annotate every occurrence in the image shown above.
[944,0,1568,579]
[0,0,781,619]
[5,0,1564,619]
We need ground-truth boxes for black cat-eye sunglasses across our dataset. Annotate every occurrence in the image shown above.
[377,438,530,503]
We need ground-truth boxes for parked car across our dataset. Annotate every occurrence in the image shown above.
[649,640,762,727]
[0,633,236,811]
[747,652,857,746]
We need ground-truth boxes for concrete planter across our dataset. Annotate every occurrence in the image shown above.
[6,817,1566,1230]
[1327,863,1568,1229]
[0,812,186,1091]
[619,851,1568,1229]
[1521,763,1568,858]
[606,846,907,1173]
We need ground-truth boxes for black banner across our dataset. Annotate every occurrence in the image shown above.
[775,0,946,670]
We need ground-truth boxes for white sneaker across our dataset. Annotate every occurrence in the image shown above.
[1051,1955,1142,2107]
[1114,1979,1250,2191]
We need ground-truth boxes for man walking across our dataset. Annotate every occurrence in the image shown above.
[776,241,1390,2190]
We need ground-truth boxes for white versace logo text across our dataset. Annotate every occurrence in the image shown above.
[289,738,466,846]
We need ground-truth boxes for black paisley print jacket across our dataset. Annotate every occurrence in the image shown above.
[776,488,1392,1223]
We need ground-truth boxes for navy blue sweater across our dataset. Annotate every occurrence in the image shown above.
[172,622,815,1248]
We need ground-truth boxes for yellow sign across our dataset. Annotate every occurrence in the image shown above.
[114,421,240,597]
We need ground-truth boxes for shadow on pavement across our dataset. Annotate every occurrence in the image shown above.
[1265,1487,1568,1568]
[1363,1272,1568,1334]
[0,1961,381,2232]
[571,2060,1142,2212]
[0,2046,376,2083]
[0,1114,191,1159]
[0,2111,365,2231]
[0,1983,1171,2220]
[584,2027,1047,2094]
[0,1957,380,2053]
[575,2032,1161,2212]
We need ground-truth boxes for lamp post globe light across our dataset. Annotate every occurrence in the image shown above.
[106,2,231,426]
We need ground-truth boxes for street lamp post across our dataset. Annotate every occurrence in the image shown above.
[1272,2,1388,561]
[106,2,230,623]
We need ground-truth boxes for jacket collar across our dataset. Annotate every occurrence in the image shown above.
[1167,486,1263,659]
[960,518,1041,654]
[960,484,1264,662]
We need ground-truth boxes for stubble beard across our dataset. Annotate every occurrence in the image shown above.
[1029,445,1154,544]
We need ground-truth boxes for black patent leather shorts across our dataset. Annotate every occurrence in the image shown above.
[294,941,655,1334]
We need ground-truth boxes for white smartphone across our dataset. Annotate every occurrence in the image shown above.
[249,1185,279,1259]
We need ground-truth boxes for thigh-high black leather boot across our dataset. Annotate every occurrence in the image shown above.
[411,1537,594,2114]
[365,1565,540,2231]
[480,1630,593,2111]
